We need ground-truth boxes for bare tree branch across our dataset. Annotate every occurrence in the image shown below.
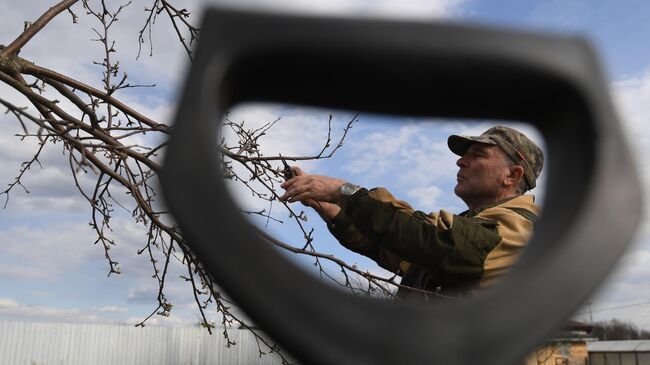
[23,62,166,130]
[0,0,79,58]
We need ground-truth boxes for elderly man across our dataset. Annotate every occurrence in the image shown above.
[280,126,543,299]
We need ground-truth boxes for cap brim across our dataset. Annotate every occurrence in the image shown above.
[447,135,496,156]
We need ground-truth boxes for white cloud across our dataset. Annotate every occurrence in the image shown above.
[0,215,206,325]
[9,196,87,215]
[0,297,191,326]
[406,185,443,212]
[0,264,51,281]
[0,297,111,324]
[344,123,423,178]
[0,216,169,283]
[0,224,97,276]
[0,298,19,308]
[96,306,129,313]
[127,286,159,305]
[399,140,459,187]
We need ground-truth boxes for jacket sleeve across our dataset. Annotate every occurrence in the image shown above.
[338,187,503,279]
[327,209,405,273]
[327,188,416,273]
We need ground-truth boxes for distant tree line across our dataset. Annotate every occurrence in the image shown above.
[591,319,650,341]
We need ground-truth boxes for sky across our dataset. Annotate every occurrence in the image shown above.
[1,0,650,333]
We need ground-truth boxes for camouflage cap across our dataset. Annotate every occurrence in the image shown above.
[447,125,544,190]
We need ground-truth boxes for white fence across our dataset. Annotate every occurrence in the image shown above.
[0,321,290,365]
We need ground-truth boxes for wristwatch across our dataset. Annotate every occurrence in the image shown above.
[339,182,362,209]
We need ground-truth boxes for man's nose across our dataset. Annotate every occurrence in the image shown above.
[456,155,468,167]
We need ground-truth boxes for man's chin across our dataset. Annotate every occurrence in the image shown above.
[454,184,473,202]
[453,184,463,198]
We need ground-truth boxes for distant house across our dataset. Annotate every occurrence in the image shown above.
[588,340,650,365]
[525,320,595,365]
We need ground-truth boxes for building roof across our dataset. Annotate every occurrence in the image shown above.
[588,340,650,352]
[565,320,593,333]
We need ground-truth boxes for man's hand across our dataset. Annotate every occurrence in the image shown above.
[280,166,342,221]
[280,166,345,204]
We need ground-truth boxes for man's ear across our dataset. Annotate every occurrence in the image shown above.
[505,165,525,187]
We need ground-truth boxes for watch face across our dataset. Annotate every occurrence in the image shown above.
[341,183,358,196]
[341,183,352,196]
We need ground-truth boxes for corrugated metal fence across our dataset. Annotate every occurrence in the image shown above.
[0,321,290,364]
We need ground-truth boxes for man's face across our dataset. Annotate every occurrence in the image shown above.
[454,143,511,205]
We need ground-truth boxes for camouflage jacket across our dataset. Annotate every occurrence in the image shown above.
[327,188,539,299]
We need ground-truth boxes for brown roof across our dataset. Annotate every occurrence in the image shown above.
[565,320,593,333]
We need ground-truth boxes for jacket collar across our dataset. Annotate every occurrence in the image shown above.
[466,194,537,217]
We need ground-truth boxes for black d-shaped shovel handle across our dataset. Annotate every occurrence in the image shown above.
[162,7,642,365]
